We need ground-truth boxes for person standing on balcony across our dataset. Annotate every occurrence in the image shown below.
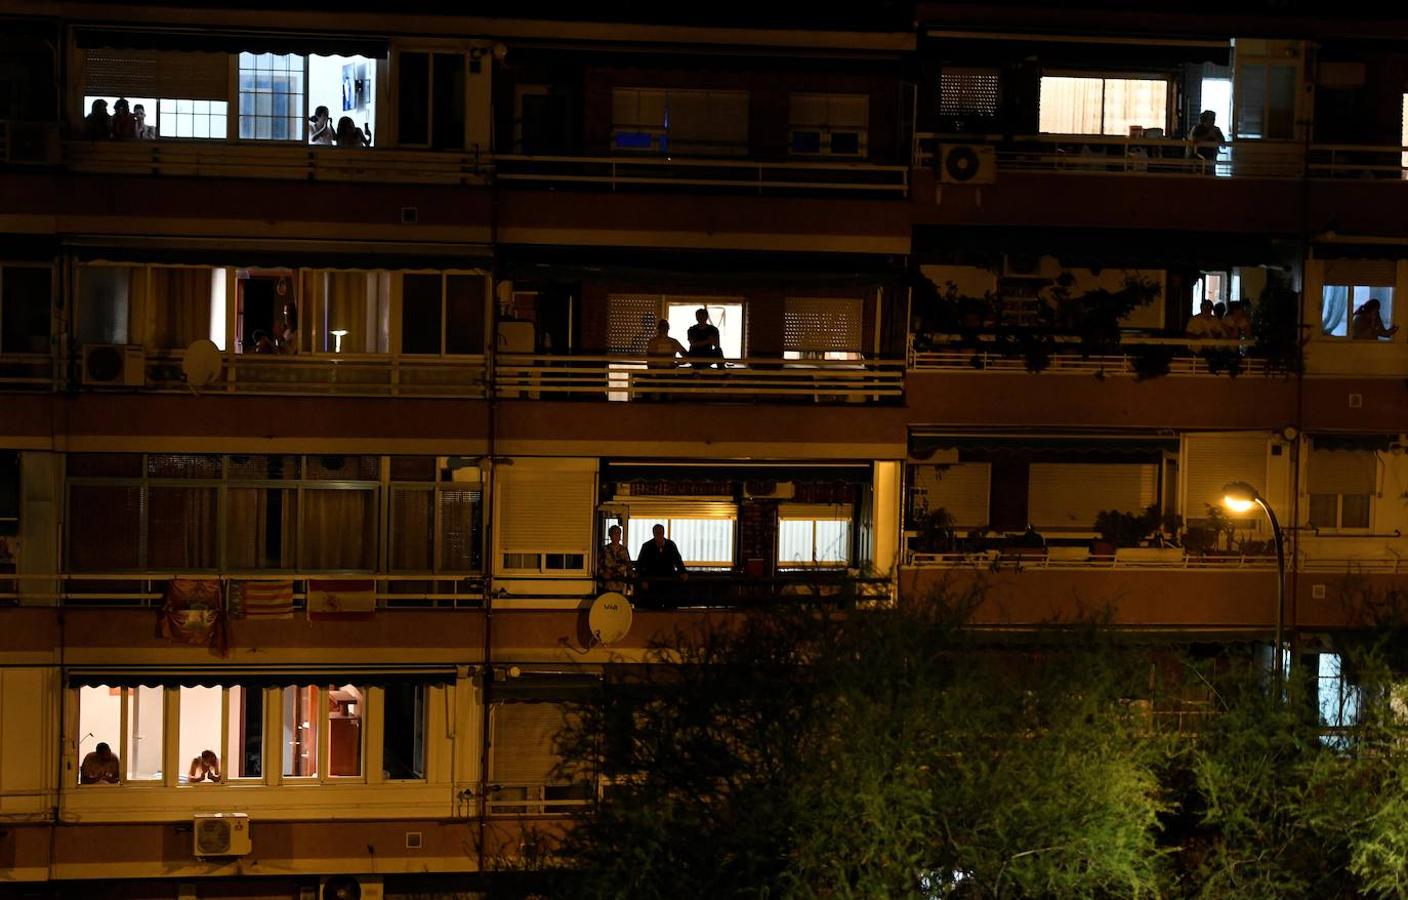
[1188,110,1225,168]
[687,307,724,368]
[79,742,120,784]
[1352,298,1399,340]
[132,104,156,139]
[83,99,111,139]
[111,98,136,140]
[309,106,335,145]
[1187,299,1220,337]
[637,524,687,609]
[599,525,634,594]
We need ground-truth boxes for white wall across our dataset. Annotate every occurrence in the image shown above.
[2,668,59,815]
[178,686,222,780]
[308,55,377,145]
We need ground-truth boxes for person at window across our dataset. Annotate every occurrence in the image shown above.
[83,99,111,140]
[636,523,687,609]
[132,104,156,140]
[1352,298,1398,340]
[686,308,724,368]
[646,320,686,366]
[309,106,335,145]
[188,750,222,783]
[111,98,137,140]
[80,742,120,784]
[251,330,277,353]
[599,524,633,594]
[1224,300,1252,339]
[1188,109,1225,166]
[335,116,371,148]
[1186,299,1220,337]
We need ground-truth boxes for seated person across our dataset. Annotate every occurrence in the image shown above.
[83,99,111,140]
[686,308,724,367]
[1188,110,1226,165]
[1352,298,1398,340]
[188,749,222,783]
[1011,524,1046,550]
[645,320,686,368]
[1223,300,1252,339]
[80,742,120,784]
[1186,300,1220,337]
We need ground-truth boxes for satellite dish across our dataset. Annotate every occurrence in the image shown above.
[182,339,223,388]
[588,591,633,647]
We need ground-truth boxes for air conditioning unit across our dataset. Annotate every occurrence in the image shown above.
[82,344,145,387]
[938,144,996,184]
[193,813,251,857]
[321,875,383,900]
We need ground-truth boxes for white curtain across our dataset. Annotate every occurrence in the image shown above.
[1039,77,1103,134]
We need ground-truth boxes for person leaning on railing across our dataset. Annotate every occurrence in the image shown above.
[1188,110,1226,170]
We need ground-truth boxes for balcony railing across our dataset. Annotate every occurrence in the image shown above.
[0,573,484,608]
[907,551,1408,573]
[0,352,57,389]
[63,140,486,185]
[493,153,910,195]
[916,133,1408,181]
[495,353,905,403]
[908,335,1270,377]
[140,350,488,398]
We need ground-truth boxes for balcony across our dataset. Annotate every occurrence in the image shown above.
[494,153,910,196]
[494,352,905,403]
[0,352,56,390]
[2,573,484,609]
[63,139,488,186]
[909,335,1272,378]
[141,349,488,398]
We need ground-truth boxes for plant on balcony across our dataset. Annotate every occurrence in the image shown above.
[1250,276,1305,376]
[910,505,958,554]
[1129,343,1176,381]
[1094,505,1163,548]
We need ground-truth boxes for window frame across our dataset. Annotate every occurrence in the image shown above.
[777,515,854,570]
[1037,71,1171,136]
[787,92,869,159]
[1320,283,1396,341]
[391,46,470,150]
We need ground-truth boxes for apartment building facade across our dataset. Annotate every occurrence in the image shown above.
[2,1,1407,896]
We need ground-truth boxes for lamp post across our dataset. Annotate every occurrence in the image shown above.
[1223,481,1287,685]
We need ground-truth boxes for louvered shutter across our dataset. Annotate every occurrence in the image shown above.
[1322,259,1398,286]
[912,463,990,528]
[1027,463,1157,530]
[497,471,594,554]
[1308,450,1376,495]
[1182,433,1268,521]
[492,702,569,784]
[623,498,738,519]
[784,297,863,353]
[940,68,1001,118]
[85,49,229,100]
[607,293,661,354]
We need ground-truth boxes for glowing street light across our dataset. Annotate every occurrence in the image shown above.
[1222,481,1287,685]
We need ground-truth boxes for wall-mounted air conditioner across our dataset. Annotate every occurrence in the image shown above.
[321,874,384,900]
[81,344,145,387]
[938,144,996,184]
[193,813,251,857]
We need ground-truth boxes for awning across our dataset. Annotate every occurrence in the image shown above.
[604,462,874,485]
[910,431,1177,463]
[67,664,457,689]
[74,27,389,58]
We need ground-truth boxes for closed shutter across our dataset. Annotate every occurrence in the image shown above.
[912,463,989,528]
[1307,449,1376,495]
[607,293,660,354]
[497,472,594,554]
[784,298,863,353]
[623,498,737,520]
[789,93,868,128]
[492,702,569,784]
[669,90,748,149]
[611,88,666,131]
[940,68,1001,118]
[1323,259,1397,286]
[1027,463,1157,530]
[85,49,229,100]
[1182,433,1268,521]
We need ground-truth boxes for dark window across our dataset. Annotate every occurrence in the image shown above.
[830,132,860,155]
[520,92,570,154]
[1,267,51,355]
[68,484,143,570]
[0,453,18,532]
[397,52,430,145]
[445,275,484,354]
[382,683,427,780]
[431,53,466,150]
[401,274,442,354]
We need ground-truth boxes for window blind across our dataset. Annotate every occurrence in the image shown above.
[783,297,863,353]
[1307,449,1376,496]
[498,473,594,553]
[789,93,868,128]
[607,293,661,354]
[86,49,230,101]
[912,463,989,528]
[940,68,1001,118]
[1027,463,1157,530]
[1182,433,1267,521]
[492,701,570,784]
[622,497,738,520]
[1322,259,1397,287]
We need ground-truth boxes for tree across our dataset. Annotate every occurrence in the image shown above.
[544,594,1171,898]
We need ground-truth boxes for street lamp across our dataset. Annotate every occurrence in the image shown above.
[1223,481,1287,684]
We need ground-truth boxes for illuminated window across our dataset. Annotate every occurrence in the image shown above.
[178,685,264,783]
[1307,447,1375,531]
[76,685,164,783]
[1038,75,1168,136]
[1321,285,1393,338]
[281,684,364,779]
[778,517,852,568]
[238,53,306,141]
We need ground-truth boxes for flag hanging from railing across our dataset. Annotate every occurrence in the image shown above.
[161,577,226,655]
[307,579,376,621]
[231,580,295,620]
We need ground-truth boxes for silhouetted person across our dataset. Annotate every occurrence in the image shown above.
[686,307,724,367]
[309,106,335,145]
[335,116,370,148]
[84,99,111,140]
[1189,109,1225,165]
[1187,299,1219,337]
[132,103,156,139]
[111,98,136,140]
[1353,298,1398,340]
[80,742,120,784]
[636,524,687,608]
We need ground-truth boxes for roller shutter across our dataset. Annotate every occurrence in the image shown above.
[912,463,989,528]
[496,471,594,554]
[1027,463,1157,531]
[85,48,229,101]
[1182,433,1268,522]
[1322,259,1398,286]
[784,297,863,353]
[492,701,570,784]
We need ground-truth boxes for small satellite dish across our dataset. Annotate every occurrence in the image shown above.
[587,591,633,647]
[182,339,223,388]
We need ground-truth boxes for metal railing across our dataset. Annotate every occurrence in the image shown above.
[917,132,1408,181]
[494,153,910,195]
[64,140,486,185]
[907,551,1408,573]
[484,783,593,816]
[0,352,58,389]
[0,572,484,608]
[908,335,1269,377]
[495,353,905,402]
[140,349,488,398]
